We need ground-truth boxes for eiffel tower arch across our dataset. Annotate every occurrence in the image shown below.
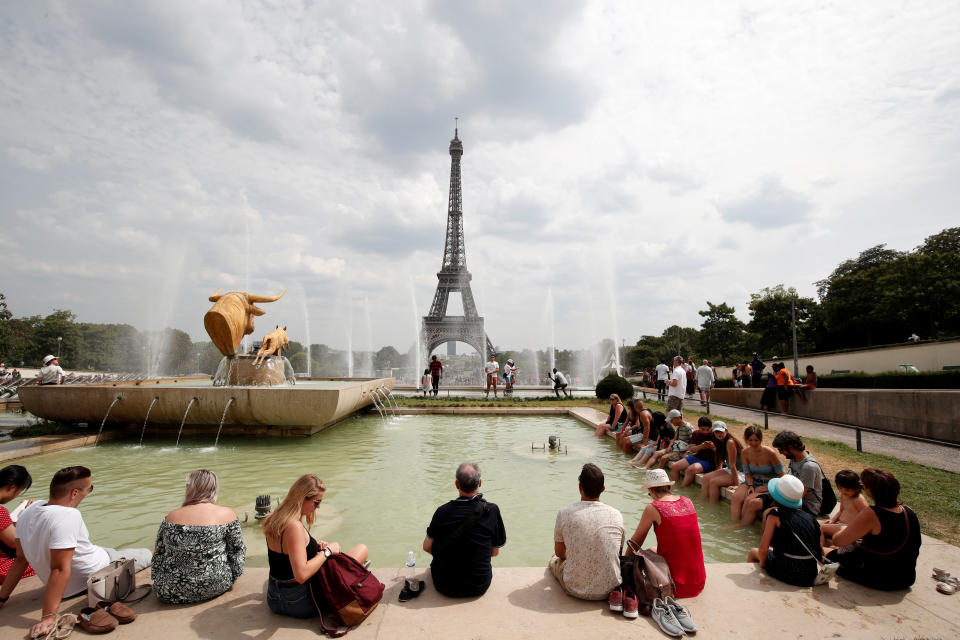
[422,127,495,360]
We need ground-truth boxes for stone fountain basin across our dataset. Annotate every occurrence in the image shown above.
[18,378,394,437]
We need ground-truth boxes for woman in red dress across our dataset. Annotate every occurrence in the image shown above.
[0,465,36,582]
[625,469,705,598]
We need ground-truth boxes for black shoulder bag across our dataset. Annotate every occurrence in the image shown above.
[432,499,489,556]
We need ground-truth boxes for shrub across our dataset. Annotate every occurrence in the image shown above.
[595,374,634,400]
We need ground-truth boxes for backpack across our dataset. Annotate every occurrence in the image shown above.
[623,541,675,616]
[799,456,837,517]
[310,554,385,637]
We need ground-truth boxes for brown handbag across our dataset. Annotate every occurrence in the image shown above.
[625,540,675,616]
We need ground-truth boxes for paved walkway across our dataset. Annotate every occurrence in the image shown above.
[3,555,958,640]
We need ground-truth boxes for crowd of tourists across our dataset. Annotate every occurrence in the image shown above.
[0,402,923,637]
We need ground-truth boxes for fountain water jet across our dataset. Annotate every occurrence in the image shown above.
[213,397,235,448]
[139,397,159,447]
[175,397,199,448]
[93,395,122,447]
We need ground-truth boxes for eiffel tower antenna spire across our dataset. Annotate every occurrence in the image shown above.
[422,125,495,359]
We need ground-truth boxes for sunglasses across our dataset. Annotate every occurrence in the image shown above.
[307,497,322,507]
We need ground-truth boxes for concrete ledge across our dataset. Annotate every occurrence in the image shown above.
[0,431,124,464]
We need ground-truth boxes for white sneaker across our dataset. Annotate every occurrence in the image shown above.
[651,598,684,638]
[665,596,697,634]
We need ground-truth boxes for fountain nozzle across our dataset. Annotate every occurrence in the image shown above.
[254,494,273,520]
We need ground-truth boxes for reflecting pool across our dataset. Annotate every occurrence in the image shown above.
[11,414,758,568]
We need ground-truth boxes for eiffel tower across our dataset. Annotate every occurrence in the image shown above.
[422,126,495,358]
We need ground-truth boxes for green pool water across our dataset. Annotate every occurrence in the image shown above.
[9,414,757,568]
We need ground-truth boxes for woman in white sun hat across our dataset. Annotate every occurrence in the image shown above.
[625,469,705,598]
[747,474,823,586]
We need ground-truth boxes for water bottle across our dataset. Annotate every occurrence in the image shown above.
[404,550,419,592]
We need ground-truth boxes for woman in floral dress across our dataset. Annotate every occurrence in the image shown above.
[153,469,245,604]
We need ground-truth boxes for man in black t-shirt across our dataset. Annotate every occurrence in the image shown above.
[423,462,507,597]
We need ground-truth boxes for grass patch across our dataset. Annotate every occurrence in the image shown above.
[9,421,80,438]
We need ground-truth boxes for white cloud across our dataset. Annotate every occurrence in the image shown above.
[1,1,958,355]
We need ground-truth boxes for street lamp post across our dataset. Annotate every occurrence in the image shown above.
[57,336,62,359]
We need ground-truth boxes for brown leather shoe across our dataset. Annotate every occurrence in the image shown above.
[96,601,136,624]
[78,607,118,634]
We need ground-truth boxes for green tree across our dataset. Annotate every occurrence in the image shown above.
[747,286,817,357]
[374,346,401,372]
[916,227,960,256]
[697,301,746,364]
[29,310,82,367]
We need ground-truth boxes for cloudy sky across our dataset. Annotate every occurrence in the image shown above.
[2,1,958,355]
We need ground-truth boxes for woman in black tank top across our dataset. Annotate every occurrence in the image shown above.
[262,474,370,618]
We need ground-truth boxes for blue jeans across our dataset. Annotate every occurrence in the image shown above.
[266,577,318,618]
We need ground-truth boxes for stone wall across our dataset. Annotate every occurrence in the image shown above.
[710,388,960,444]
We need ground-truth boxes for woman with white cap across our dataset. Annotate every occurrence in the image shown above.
[699,422,743,503]
[625,469,705,598]
[747,474,823,586]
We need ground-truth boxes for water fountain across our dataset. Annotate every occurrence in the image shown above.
[19,287,392,438]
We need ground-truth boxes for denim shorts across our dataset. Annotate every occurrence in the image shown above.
[683,456,714,473]
[266,577,318,618]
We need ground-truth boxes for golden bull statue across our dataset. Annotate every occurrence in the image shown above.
[204,289,286,356]
[254,325,289,366]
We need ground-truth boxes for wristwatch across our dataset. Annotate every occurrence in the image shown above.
[323,547,332,558]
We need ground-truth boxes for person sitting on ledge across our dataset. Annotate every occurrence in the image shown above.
[669,417,718,487]
[262,474,368,619]
[550,464,624,603]
[641,410,692,470]
[626,469,705,598]
[620,399,653,455]
[819,470,868,545]
[629,410,670,467]
[825,468,921,591]
[699,422,743,503]
[0,465,36,584]
[747,474,823,587]
[729,426,784,526]
[740,430,823,523]
[153,469,246,604]
[0,466,152,639]
[595,394,626,437]
[424,463,506,598]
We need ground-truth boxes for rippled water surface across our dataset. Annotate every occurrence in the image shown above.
[12,414,757,567]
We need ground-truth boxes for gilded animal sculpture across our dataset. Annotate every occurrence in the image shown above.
[254,325,290,366]
[204,289,286,356]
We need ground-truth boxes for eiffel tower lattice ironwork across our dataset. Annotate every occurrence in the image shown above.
[422,126,495,358]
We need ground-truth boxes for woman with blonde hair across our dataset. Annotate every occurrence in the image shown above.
[595,394,626,437]
[263,474,368,618]
[153,469,246,604]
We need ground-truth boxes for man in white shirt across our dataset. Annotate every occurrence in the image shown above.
[38,355,64,385]
[655,362,669,401]
[550,464,624,604]
[666,356,686,412]
[0,466,151,638]
[550,368,571,398]
[695,360,715,406]
[484,354,500,398]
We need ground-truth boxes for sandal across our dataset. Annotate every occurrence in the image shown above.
[53,614,78,640]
